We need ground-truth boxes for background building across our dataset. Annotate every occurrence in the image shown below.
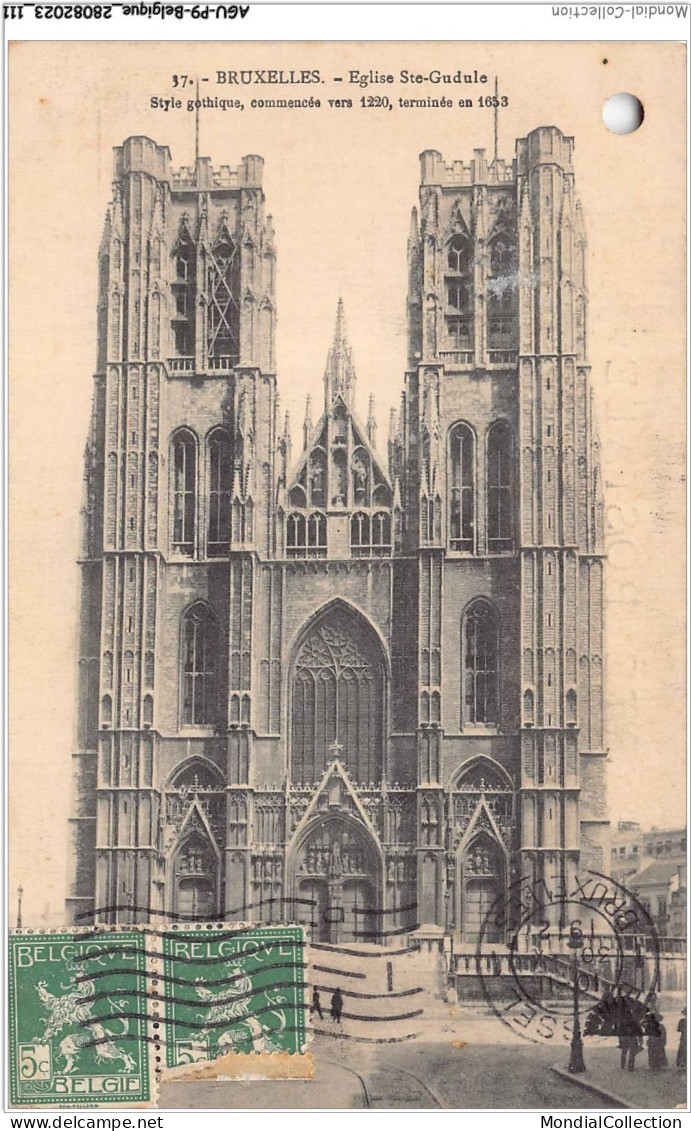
[67,128,608,943]
[610,821,687,939]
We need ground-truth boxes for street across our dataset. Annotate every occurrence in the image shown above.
[158,1028,625,1109]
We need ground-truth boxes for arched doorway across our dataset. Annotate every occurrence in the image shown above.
[450,756,514,943]
[172,832,220,920]
[291,817,380,944]
[460,832,505,943]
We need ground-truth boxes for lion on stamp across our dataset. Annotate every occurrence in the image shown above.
[36,962,135,1074]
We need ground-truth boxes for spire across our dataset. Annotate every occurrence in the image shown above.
[278,410,292,489]
[303,394,313,450]
[99,208,112,258]
[408,206,419,249]
[367,395,377,448]
[324,298,356,407]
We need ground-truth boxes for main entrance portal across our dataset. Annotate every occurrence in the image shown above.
[293,818,380,944]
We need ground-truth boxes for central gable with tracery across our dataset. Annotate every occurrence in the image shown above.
[283,301,394,561]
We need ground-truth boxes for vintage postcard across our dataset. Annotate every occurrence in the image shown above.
[8,37,687,1111]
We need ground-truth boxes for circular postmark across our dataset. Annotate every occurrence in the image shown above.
[476,870,661,1045]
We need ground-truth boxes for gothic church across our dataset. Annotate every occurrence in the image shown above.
[68,128,608,943]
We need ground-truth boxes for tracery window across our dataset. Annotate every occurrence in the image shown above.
[463,600,498,725]
[287,511,327,559]
[445,234,474,353]
[207,227,240,363]
[447,235,473,275]
[172,429,197,556]
[292,611,384,784]
[351,511,391,558]
[487,423,513,553]
[171,224,196,357]
[181,604,216,726]
[207,429,231,556]
[449,423,475,552]
[487,234,518,351]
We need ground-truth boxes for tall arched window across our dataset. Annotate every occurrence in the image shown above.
[291,608,385,784]
[207,227,240,363]
[449,423,475,552]
[487,423,513,553]
[171,225,196,358]
[181,604,216,726]
[487,233,518,352]
[463,601,498,725]
[207,429,231,556]
[445,234,474,354]
[172,429,197,556]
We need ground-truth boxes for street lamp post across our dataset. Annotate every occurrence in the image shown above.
[16,885,23,930]
[567,929,586,1074]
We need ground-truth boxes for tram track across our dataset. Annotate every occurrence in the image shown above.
[315,1054,444,1108]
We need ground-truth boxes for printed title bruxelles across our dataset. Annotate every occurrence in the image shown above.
[214,68,489,87]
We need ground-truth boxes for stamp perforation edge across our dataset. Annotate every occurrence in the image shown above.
[9,923,310,1107]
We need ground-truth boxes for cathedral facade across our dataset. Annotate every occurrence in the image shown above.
[67,128,608,944]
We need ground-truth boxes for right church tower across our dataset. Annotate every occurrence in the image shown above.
[402,126,608,936]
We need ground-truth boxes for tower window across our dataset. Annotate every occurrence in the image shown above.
[171,429,197,556]
[487,422,513,553]
[463,600,498,725]
[447,281,470,311]
[447,235,472,275]
[487,233,518,352]
[445,234,474,354]
[207,429,231,557]
[171,222,196,357]
[181,604,216,726]
[449,422,475,552]
[207,227,240,363]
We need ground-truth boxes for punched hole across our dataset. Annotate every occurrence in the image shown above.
[602,93,644,134]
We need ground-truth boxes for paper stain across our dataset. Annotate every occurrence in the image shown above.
[160,1050,314,1083]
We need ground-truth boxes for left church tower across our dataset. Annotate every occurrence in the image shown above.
[67,137,277,925]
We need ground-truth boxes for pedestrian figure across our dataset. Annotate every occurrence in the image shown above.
[331,987,343,1024]
[310,988,323,1021]
[618,996,643,1072]
[676,1009,686,1071]
[646,1011,668,1072]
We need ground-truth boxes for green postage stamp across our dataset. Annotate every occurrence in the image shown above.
[8,932,150,1106]
[8,926,307,1106]
[161,926,307,1068]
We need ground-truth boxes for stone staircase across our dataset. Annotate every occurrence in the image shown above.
[307,941,446,1043]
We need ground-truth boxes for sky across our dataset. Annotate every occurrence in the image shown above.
[8,40,687,927]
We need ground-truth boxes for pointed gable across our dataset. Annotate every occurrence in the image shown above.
[291,759,383,849]
[286,300,392,514]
